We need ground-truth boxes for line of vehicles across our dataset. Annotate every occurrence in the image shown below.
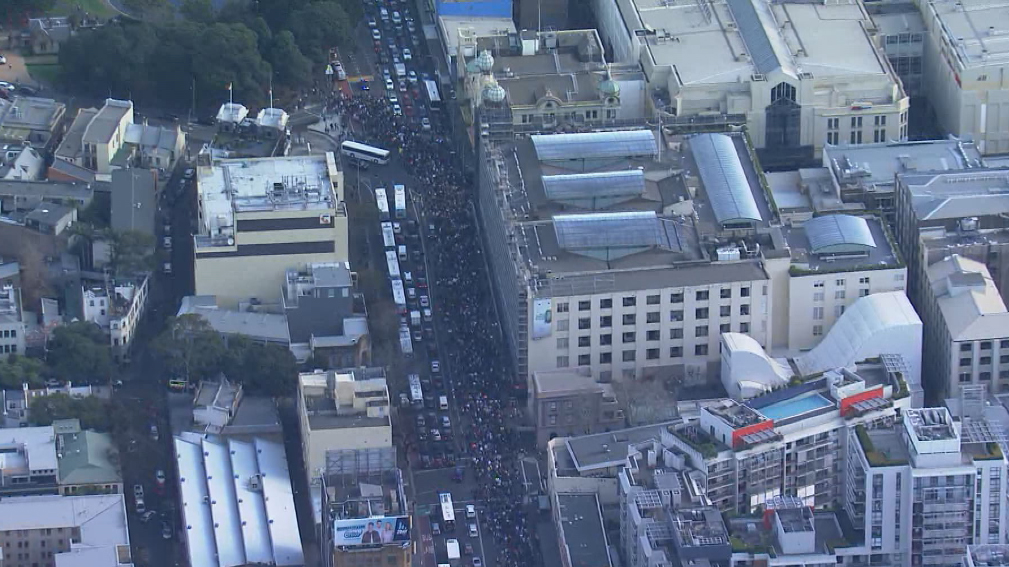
[434,493,483,567]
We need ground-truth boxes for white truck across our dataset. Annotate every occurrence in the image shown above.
[395,62,407,79]
[399,325,413,356]
[446,539,460,562]
[410,310,422,328]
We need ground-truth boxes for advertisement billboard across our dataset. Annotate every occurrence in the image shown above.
[333,516,410,547]
[531,298,552,340]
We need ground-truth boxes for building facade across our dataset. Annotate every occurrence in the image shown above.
[0,284,26,356]
[531,368,624,447]
[81,275,150,362]
[53,99,133,175]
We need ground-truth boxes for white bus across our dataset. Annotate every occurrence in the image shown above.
[408,373,423,407]
[375,188,390,220]
[386,250,401,279]
[439,493,455,529]
[341,140,390,164]
[381,221,396,249]
[391,279,407,312]
[424,80,441,110]
[393,185,407,219]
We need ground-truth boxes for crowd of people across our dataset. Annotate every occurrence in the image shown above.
[334,88,540,567]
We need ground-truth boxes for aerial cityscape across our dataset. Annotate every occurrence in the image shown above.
[0,0,1009,565]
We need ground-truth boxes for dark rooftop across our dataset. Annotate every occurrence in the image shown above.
[111,168,157,236]
[556,494,611,567]
[564,421,680,472]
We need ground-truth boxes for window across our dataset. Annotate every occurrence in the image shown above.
[557,356,569,368]
[670,310,683,322]
[981,356,992,365]
[859,289,869,297]
[696,308,709,319]
[814,291,825,302]
[578,354,591,366]
[962,343,974,352]
[827,117,839,130]
[813,325,823,336]
[600,298,613,309]
[695,344,709,356]
[556,338,569,349]
[740,322,750,333]
[719,305,731,317]
[961,358,973,367]
[696,290,709,301]
[827,131,839,145]
[600,315,612,328]
[850,130,862,145]
[622,332,636,344]
[670,346,683,357]
[647,294,660,305]
[622,314,636,325]
[578,318,591,330]
[1002,340,1009,349]
[623,296,637,307]
[835,305,845,317]
[1001,355,1009,364]
[720,289,731,299]
[670,292,683,303]
[740,287,750,297]
[720,323,730,333]
[981,371,992,381]
[600,352,612,364]
[647,330,660,341]
[646,348,660,360]
[740,304,750,316]
[859,276,870,285]
[695,325,709,337]
[835,278,845,286]
[578,300,591,311]
[835,290,846,300]
[557,302,569,313]
[557,320,569,331]
[851,116,863,128]
[600,334,612,346]
[670,328,683,339]
[813,280,825,288]
[981,341,993,350]
[646,312,660,323]
[873,127,886,143]
[813,306,824,320]
[578,336,591,347]
[622,350,636,362]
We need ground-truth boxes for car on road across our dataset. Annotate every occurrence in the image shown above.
[359,79,370,91]
[421,117,431,131]
[150,424,160,441]
[442,415,452,429]
[383,67,392,80]
[163,262,173,274]
[431,428,441,441]
[161,521,174,540]
[184,168,195,179]
[372,29,382,40]
[416,414,426,428]
[420,295,430,308]
[133,484,145,500]
[140,510,158,523]
[407,70,418,83]
[407,20,416,33]
[466,504,476,518]
[163,236,172,249]
[0,82,15,92]
[398,80,408,93]
[385,78,395,91]
[472,558,483,567]
[432,522,441,536]
[431,360,441,373]
[403,48,412,61]
[464,543,474,555]
[468,523,478,537]
[392,104,403,116]
[368,18,377,27]
[156,469,166,486]
[399,392,410,407]
[0,54,6,64]
[135,498,147,514]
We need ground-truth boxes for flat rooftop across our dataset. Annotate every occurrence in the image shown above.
[783,215,901,273]
[728,511,843,554]
[906,407,958,441]
[197,153,339,245]
[307,413,390,431]
[439,16,515,59]
[673,508,729,547]
[564,421,680,472]
[533,369,607,397]
[776,506,815,533]
[767,168,859,214]
[901,169,1009,221]
[825,139,985,191]
[556,494,611,567]
[707,399,767,429]
[870,7,927,36]
[633,0,887,86]
[925,0,1009,69]
[0,96,65,131]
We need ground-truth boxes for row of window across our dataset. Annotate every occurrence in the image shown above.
[1,329,17,338]
[556,288,755,313]
[960,340,1009,352]
[556,304,753,331]
[557,320,753,349]
[557,344,712,367]
[958,370,1009,383]
[1,344,18,354]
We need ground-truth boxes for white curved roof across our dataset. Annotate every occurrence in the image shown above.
[804,214,875,254]
[532,130,658,161]
[690,133,762,225]
[721,333,790,399]
[794,291,921,376]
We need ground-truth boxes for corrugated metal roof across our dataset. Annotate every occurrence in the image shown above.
[803,214,876,254]
[532,130,658,161]
[542,170,645,201]
[175,438,218,567]
[690,133,762,225]
[726,0,795,76]
[255,438,305,566]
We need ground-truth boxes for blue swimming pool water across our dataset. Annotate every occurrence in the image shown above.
[758,394,833,421]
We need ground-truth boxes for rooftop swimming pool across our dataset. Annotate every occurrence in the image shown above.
[758,393,833,421]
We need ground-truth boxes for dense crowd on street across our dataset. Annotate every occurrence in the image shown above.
[332,91,541,567]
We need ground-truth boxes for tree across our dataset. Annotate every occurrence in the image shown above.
[29,394,111,431]
[109,229,156,277]
[287,1,351,66]
[180,0,215,23]
[0,355,46,390]
[123,0,174,20]
[237,343,298,396]
[270,31,313,90]
[17,237,53,311]
[150,314,227,382]
[47,322,112,384]
[192,23,274,107]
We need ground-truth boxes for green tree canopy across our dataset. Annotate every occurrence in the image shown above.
[109,229,156,277]
[29,394,112,431]
[47,322,112,385]
[287,1,351,66]
[0,355,47,390]
[270,30,313,90]
[180,0,215,23]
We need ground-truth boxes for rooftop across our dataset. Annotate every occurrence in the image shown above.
[555,494,611,567]
[901,169,1009,221]
[177,296,292,344]
[776,506,814,533]
[906,407,958,442]
[968,545,1009,567]
[82,99,132,145]
[55,108,99,161]
[440,16,516,60]
[564,421,681,472]
[57,430,122,487]
[766,168,858,215]
[124,122,180,153]
[729,510,844,555]
[706,399,768,429]
[532,368,612,398]
[927,255,1009,341]
[196,153,339,247]
[111,168,157,235]
[174,434,304,567]
[825,138,985,192]
[672,507,729,547]
[784,214,901,273]
[0,179,94,204]
[0,494,129,556]
[0,96,66,134]
[924,0,1009,69]
[633,0,888,86]
[0,425,57,473]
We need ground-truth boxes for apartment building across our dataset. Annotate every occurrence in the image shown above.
[530,368,623,447]
[53,99,133,175]
[844,408,1007,566]
[966,546,1009,567]
[193,151,347,308]
[2,382,99,427]
[297,368,392,483]
[894,169,1009,399]
[591,0,908,163]
[0,494,132,567]
[0,426,58,492]
[0,284,25,356]
[282,262,370,367]
[80,275,150,362]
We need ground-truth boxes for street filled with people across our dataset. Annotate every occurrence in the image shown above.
[326,5,542,566]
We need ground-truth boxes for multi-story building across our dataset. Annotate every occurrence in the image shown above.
[844,407,1007,566]
[193,151,347,308]
[53,99,133,176]
[0,494,133,567]
[297,368,392,483]
[590,0,908,163]
[0,96,67,151]
[966,545,1009,567]
[553,493,612,567]
[0,425,58,492]
[173,433,304,567]
[283,262,370,366]
[0,421,120,497]
[0,284,25,356]
[80,275,150,362]
[323,455,410,567]
[894,169,1009,399]
[1,382,99,427]
[530,368,624,447]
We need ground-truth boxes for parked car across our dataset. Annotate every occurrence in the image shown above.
[155,469,166,486]
[133,484,144,500]
[140,510,158,523]
[372,29,382,40]
[150,425,160,441]
[403,48,412,61]
[161,521,174,540]
[473,558,483,567]
[163,236,172,249]
[183,168,195,179]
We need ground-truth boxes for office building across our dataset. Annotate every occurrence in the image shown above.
[894,169,1009,399]
[0,494,133,567]
[531,368,624,447]
[173,433,304,567]
[591,0,908,163]
[193,151,347,308]
[843,408,1007,565]
[0,284,25,356]
[297,368,392,484]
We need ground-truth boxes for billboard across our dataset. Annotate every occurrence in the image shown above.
[531,298,552,340]
[334,516,410,547]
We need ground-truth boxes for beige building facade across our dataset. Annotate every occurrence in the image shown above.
[531,369,624,447]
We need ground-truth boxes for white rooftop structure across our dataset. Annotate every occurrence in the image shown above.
[0,425,57,476]
[721,292,922,398]
[174,434,304,567]
[216,102,249,125]
[197,153,338,241]
[927,254,1009,341]
[256,108,290,131]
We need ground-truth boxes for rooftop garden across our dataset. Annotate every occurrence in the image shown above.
[729,535,774,556]
[856,424,908,467]
[673,426,723,459]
